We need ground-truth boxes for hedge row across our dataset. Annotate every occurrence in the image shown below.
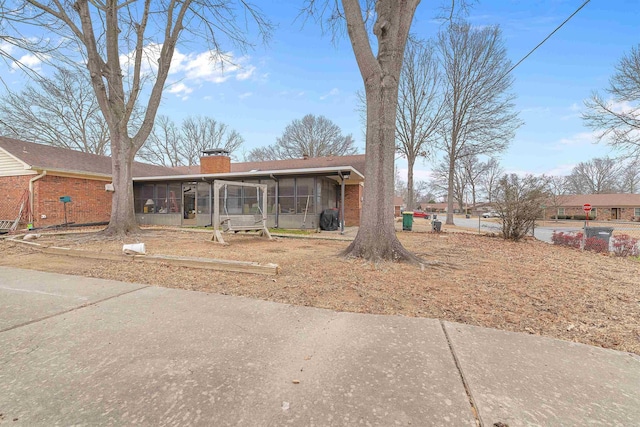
[551,215,596,220]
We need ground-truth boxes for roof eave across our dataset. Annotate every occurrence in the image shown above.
[132,166,365,182]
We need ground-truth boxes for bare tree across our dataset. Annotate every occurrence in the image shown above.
[0,67,110,155]
[260,114,358,159]
[1,1,272,235]
[138,115,244,166]
[437,22,521,225]
[619,158,640,193]
[245,145,281,162]
[181,116,244,164]
[479,157,502,204]
[460,154,490,208]
[493,174,547,241]
[546,175,569,221]
[304,0,422,263]
[431,154,467,213]
[583,44,640,156]
[137,115,183,167]
[567,157,621,194]
[396,38,444,210]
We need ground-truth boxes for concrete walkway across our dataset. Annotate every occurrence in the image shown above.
[0,267,638,426]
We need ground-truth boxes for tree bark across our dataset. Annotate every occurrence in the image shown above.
[341,0,420,263]
[103,133,139,235]
[446,148,456,225]
[407,153,416,209]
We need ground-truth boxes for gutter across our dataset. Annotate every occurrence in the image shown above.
[29,170,47,224]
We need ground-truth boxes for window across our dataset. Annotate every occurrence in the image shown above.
[242,180,259,214]
[557,208,565,217]
[590,207,597,218]
[296,178,315,214]
[197,182,210,215]
[168,184,181,213]
[278,178,295,214]
[635,207,640,217]
[134,184,155,213]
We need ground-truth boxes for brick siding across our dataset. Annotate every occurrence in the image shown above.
[32,175,112,228]
[344,184,362,226]
[0,175,32,221]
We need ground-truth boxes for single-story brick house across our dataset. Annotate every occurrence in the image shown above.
[0,137,365,230]
[133,150,365,230]
[0,137,178,229]
[544,193,640,221]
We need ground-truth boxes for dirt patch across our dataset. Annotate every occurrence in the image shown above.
[2,227,639,355]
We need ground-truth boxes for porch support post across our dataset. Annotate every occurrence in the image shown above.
[340,172,346,234]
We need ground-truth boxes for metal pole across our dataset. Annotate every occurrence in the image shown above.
[340,172,345,234]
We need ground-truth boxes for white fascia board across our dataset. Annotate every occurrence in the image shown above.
[133,166,364,182]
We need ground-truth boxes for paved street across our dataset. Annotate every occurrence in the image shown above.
[1,267,639,426]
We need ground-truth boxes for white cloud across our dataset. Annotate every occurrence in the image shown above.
[544,164,575,176]
[238,92,253,99]
[320,88,339,100]
[557,131,598,147]
[569,102,581,112]
[10,53,45,71]
[166,82,193,96]
[236,65,256,81]
[119,44,258,86]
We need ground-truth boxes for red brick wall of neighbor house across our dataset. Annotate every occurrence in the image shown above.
[0,175,32,221]
[344,184,362,226]
[545,206,637,221]
[32,175,112,228]
[200,155,231,174]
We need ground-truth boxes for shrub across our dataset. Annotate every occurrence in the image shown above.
[572,214,597,221]
[552,231,583,248]
[584,237,608,253]
[611,234,639,257]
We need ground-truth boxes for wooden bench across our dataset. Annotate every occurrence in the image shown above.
[0,219,14,233]
[213,215,272,245]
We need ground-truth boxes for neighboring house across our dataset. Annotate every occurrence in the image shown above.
[0,137,178,228]
[544,194,640,221]
[0,138,366,230]
[394,196,404,217]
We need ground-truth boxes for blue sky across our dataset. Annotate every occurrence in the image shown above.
[1,0,638,183]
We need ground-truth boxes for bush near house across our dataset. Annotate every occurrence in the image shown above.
[612,234,639,257]
[551,231,583,248]
[584,237,608,253]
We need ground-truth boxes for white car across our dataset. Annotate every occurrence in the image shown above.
[482,211,500,218]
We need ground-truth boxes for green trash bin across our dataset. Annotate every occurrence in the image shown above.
[402,211,414,231]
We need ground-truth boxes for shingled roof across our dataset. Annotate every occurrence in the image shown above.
[0,137,179,177]
[232,154,366,175]
[559,193,640,207]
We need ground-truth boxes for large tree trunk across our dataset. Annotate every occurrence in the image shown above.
[407,153,416,209]
[340,0,420,263]
[103,133,139,235]
[343,80,418,263]
[446,151,456,225]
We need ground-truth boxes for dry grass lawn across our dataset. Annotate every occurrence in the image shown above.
[1,226,639,355]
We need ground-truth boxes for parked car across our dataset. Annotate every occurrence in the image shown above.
[482,211,500,218]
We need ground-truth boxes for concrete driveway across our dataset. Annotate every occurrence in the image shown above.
[1,266,638,426]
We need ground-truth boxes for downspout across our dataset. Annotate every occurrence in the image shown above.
[339,171,346,234]
[29,170,47,225]
[270,174,279,228]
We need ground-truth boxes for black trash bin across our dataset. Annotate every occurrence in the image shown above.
[432,219,442,232]
[585,226,614,246]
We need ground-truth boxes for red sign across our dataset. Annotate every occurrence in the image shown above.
[583,203,592,212]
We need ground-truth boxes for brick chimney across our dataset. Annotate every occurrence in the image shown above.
[200,149,231,174]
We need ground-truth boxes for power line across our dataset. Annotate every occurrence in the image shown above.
[503,0,591,79]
